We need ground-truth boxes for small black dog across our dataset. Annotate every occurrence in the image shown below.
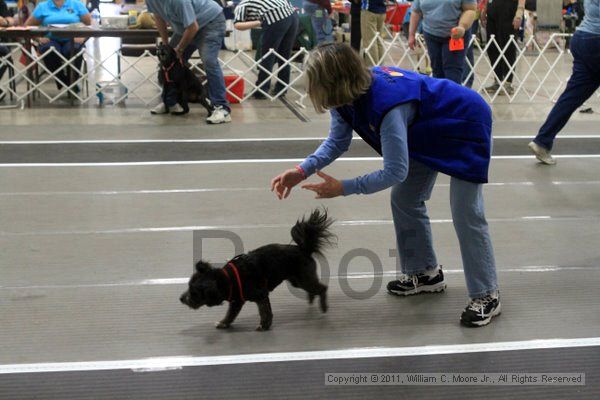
[156,43,212,115]
[180,209,335,331]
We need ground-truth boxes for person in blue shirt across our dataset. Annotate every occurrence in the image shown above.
[26,0,91,91]
[146,0,231,124]
[271,43,501,327]
[529,0,600,165]
[409,0,476,85]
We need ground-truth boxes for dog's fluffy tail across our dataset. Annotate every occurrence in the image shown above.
[291,208,335,255]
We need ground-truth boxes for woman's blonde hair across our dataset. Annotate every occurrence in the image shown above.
[305,43,372,113]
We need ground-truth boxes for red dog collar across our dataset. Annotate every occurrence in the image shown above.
[222,261,245,302]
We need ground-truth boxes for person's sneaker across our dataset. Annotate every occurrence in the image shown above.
[170,103,186,115]
[387,267,446,296]
[485,82,500,93]
[503,83,514,95]
[528,141,556,165]
[460,293,501,327]
[206,105,231,124]
[150,103,168,115]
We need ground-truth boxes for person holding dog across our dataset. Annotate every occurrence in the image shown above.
[271,43,500,327]
[146,0,231,124]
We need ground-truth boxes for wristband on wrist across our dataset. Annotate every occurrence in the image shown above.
[295,165,306,179]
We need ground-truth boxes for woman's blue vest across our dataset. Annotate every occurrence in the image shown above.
[335,66,492,183]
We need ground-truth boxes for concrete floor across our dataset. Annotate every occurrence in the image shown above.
[0,99,599,398]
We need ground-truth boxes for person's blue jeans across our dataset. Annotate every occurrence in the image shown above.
[424,31,471,85]
[38,39,84,88]
[534,30,600,151]
[303,2,333,44]
[172,14,230,111]
[390,159,498,298]
[257,13,299,96]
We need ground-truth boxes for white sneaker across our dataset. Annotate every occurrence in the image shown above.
[528,141,556,165]
[170,103,185,115]
[206,106,231,124]
[150,103,168,115]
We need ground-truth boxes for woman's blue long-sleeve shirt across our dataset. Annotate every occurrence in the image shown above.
[299,103,417,195]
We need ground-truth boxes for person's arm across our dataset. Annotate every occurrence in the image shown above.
[298,109,354,177]
[173,0,200,58]
[452,1,477,39]
[234,20,261,30]
[513,0,525,30]
[175,20,199,57]
[154,14,170,45]
[341,103,414,195]
[408,1,422,50]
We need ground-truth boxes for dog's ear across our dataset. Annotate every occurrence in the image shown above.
[195,260,212,273]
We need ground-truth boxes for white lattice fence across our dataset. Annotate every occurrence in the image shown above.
[1,33,597,109]
[363,32,600,104]
[0,41,309,107]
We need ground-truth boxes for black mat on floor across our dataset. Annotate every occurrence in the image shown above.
[0,137,599,163]
[1,346,598,400]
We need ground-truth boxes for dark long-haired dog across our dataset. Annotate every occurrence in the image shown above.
[180,209,334,331]
[156,43,213,115]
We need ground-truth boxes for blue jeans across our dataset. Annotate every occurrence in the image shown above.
[534,30,600,151]
[391,160,498,298]
[303,2,333,44]
[424,31,471,85]
[257,13,299,95]
[172,14,230,111]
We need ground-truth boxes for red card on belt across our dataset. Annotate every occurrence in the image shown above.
[449,37,464,51]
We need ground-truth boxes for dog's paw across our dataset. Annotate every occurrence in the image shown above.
[215,321,231,329]
[255,325,271,332]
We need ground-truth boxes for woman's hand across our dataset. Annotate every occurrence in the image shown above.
[38,37,50,45]
[271,168,305,200]
[74,37,85,44]
[301,170,344,199]
[451,26,465,39]
[408,34,416,50]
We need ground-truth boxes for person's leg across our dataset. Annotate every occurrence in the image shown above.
[350,1,361,51]
[256,20,285,96]
[390,160,439,275]
[463,30,474,87]
[449,177,498,299]
[441,34,467,84]
[533,32,600,151]
[360,10,379,67]
[375,12,386,64]
[495,20,516,86]
[274,13,299,96]
[0,45,9,81]
[485,15,502,88]
[424,33,445,79]
[196,14,230,111]
[60,41,84,87]
[39,40,68,88]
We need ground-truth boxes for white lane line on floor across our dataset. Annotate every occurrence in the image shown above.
[2,337,599,374]
[2,180,600,196]
[1,266,595,290]
[0,134,598,144]
[2,180,600,197]
[1,154,600,167]
[1,215,598,236]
